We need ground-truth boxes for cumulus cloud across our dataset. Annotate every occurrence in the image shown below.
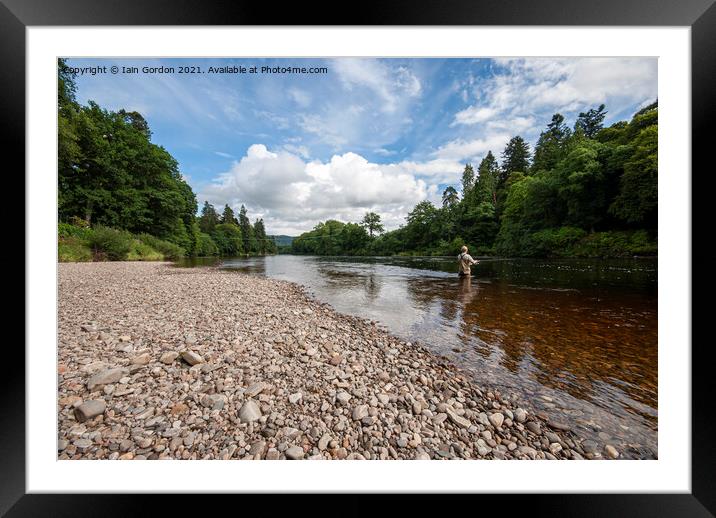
[199,144,439,235]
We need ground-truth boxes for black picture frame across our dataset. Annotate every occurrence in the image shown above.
[3,0,713,514]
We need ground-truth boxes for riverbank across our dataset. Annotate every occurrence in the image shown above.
[58,262,615,460]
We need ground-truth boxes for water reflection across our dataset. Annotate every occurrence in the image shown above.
[182,254,657,458]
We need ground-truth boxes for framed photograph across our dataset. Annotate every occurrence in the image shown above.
[5,0,713,513]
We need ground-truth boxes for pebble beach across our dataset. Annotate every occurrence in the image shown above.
[57,262,617,460]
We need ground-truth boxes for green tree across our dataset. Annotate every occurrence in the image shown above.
[253,218,273,254]
[474,151,500,207]
[360,212,384,238]
[500,136,532,185]
[221,204,237,225]
[461,163,475,195]
[532,113,571,173]
[442,186,459,208]
[199,201,220,233]
[238,204,254,252]
[575,104,607,138]
[405,201,439,249]
[610,125,657,227]
[211,223,243,255]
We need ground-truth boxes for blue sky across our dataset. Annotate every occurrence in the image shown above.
[67,57,657,235]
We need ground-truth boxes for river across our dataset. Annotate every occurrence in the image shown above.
[177,255,658,459]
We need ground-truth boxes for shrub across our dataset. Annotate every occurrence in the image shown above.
[86,225,135,260]
[58,222,92,241]
[68,215,90,228]
[126,241,163,261]
[58,237,93,262]
[571,230,657,257]
[195,233,219,256]
[529,226,588,257]
[137,233,186,260]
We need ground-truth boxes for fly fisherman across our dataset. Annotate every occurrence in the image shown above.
[457,245,479,277]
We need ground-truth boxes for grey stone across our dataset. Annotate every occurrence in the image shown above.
[526,421,542,435]
[73,400,106,422]
[245,382,268,397]
[352,404,369,421]
[285,446,304,459]
[239,399,262,423]
[160,351,179,364]
[336,391,352,405]
[249,441,267,457]
[181,351,204,365]
[131,353,151,365]
[201,394,226,410]
[445,407,471,428]
[74,439,93,452]
[488,412,504,428]
[604,444,620,459]
[87,368,128,391]
[582,440,599,454]
[318,433,331,451]
[265,449,280,460]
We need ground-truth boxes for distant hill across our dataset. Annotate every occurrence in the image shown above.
[270,235,295,247]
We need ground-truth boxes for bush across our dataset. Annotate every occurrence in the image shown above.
[58,222,92,240]
[137,233,186,260]
[529,226,588,257]
[571,230,657,257]
[87,225,135,260]
[126,241,163,261]
[195,233,219,256]
[68,215,90,228]
[58,237,93,262]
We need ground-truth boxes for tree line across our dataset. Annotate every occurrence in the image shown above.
[292,102,657,258]
[57,59,276,258]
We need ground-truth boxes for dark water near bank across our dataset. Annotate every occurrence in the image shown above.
[177,255,658,459]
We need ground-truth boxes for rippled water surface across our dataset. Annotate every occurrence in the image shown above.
[178,255,658,458]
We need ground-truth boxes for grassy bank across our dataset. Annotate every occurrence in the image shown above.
[58,223,185,262]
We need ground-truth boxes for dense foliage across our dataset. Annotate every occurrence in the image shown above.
[57,59,277,259]
[292,103,657,258]
[59,221,180,262]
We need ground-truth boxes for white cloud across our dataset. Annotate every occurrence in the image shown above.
[332,58,422,113]
[459,58,657,126]
[433,134,511,162]
[282,144,310,158]
[199,144,438,235]
[442,57,657,168]
[288,88,312,108]
[452,106,498,125]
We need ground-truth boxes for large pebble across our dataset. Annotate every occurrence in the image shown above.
[181,351,204,365]
[488,413,504,428]
[239,400,262,423]
[73,400,106,422]
[87,368,127,391]
[285,446,304,460]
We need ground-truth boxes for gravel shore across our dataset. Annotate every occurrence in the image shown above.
[57,262,608,460]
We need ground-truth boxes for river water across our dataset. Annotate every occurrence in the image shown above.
[178,255,658,459]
